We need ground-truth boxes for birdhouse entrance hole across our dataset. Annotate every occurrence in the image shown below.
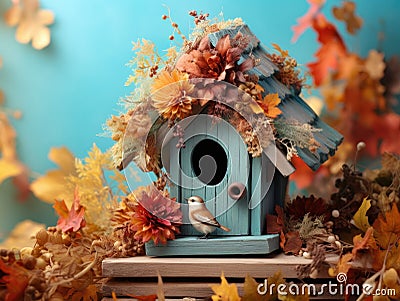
[191,138,227,186]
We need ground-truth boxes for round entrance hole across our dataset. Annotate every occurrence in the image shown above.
[191,139,228,185]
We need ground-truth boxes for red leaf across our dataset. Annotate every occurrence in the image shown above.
[307,14,347,86]
[266,214,283,234]
[292,0,325,42]
[53,188,86,233]
[0,261,29,301]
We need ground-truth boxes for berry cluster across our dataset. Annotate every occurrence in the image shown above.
[189,10,209,25]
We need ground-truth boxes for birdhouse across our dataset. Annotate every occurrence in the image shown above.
[125,23,343,256]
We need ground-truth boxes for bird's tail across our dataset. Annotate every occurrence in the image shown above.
[219,225,231,232]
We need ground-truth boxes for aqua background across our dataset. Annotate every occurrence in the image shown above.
[0,0,399,240]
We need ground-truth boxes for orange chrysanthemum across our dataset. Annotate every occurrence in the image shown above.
[151,69,194,122]
[130,186,182,245]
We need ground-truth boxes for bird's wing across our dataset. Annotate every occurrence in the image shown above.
[191,210,221,228]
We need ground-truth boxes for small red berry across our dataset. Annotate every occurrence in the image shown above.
[162,15,168,20]
[169,35,174,40]
[172,22,178,28]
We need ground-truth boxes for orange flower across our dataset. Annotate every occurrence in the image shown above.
[130,186,182,245]
[151,69,194,121]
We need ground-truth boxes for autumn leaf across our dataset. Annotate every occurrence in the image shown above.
[30,146,76,204]
[0,260,29,301]
[53,188,86,233]
[365,50,385,80]
[266,205,285,234]
[4,0,54,50]
[287,195,329,222]
[254,93,282,118]
[307,14,347,86]
[211,273,241,301]
[291,0,325,42]
[283,231,302,255]
[332,1,363,35]
[352,198,371,232]
[336,253,353,275]
[0,158,21,183]
[352,227,377,257]
[373,204,400,250]
[0,112,30,200]
[242,275,263,301]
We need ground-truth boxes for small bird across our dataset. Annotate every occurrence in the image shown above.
[187,196,231,239]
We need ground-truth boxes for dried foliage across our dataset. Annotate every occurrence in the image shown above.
[291,0,400,196]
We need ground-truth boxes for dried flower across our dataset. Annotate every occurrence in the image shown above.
[176,33,254,85]
[151,69,195,121]
[130,186,182,245]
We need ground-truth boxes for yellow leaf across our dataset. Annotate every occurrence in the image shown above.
[49,147,76,174]
[258,93,282,118]
[352,198,371,232]
[30,147,76,204]
[242,274,262,301]
[0,158,21,184]
[211,273,241,301]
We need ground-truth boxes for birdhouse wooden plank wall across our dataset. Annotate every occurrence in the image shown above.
[169,114,250,236]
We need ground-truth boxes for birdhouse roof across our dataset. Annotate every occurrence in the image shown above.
[206,25,343,170]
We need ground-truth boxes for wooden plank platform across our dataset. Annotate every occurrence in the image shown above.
[145,235,279,256]
[102,252,321,278]
[102,254,341,300]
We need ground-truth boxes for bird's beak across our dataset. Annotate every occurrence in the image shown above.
[185,198,189,202]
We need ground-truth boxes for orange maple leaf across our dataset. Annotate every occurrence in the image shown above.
[292,0,326,42]
[373,204,400,250]
[53,188,86,233]
[307,14,347,86]
[257,93,282,118]
[0,260,29,301]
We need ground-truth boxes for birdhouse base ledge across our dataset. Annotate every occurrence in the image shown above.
[145,234,279,256]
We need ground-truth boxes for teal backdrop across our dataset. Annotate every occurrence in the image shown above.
[0,0,399,241]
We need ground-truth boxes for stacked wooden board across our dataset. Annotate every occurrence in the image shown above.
[102,253,344,300]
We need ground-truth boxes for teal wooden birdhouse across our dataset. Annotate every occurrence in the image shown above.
[123,22,343,256]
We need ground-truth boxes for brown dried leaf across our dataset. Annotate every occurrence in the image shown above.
[283,231,302,254]
[332,1,363,34]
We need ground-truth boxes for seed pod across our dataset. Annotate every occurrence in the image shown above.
[36,229,49,246]
[23,255,37,270]
[383,268,398,287]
